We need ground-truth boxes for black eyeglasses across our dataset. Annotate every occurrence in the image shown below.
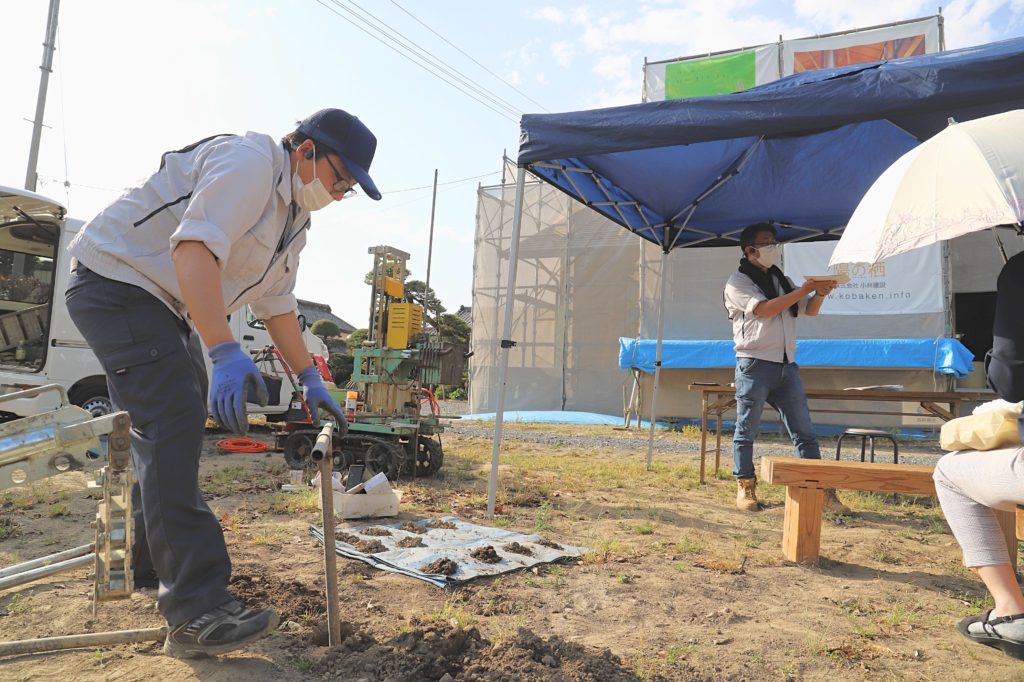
[322,154,358,198]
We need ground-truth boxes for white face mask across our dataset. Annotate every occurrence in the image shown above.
[753,244,781,269]
[293,147,335,212]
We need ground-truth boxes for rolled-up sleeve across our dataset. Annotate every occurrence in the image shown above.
[248,253,300,320]
[169,141,274,267]
[724,274,764,318]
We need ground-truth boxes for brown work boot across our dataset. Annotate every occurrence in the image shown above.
[736,477,759,512]
[822,489,851,515]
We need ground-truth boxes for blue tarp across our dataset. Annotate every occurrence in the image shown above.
[518,38,1024,249]
[618,337,975,378]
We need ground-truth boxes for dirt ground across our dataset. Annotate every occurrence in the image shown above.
[0,418,1021,681]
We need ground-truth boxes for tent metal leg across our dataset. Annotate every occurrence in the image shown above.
[487,168,526,516]
[645,250,669,470]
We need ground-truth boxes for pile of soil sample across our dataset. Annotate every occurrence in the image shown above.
[425,519,457,530]
[354,539,387,554]
[401,521,427,534]
[334,531,361,545]
[538,539,563,550]
[420,557,459,575]
[470,545,501,563]
[359,527,392,537]
[396,536,425,548]
[502,541,534,556]
[314,624,653,682]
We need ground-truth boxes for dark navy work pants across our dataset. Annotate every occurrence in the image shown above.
[65,265,231,626]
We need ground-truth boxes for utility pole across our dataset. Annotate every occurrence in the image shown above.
[424,169,438,328]
[25,0,61,193]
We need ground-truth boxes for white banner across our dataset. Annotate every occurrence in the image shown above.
[782,241,943,315]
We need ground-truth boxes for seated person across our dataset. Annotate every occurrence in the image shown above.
[933,251,1024,661]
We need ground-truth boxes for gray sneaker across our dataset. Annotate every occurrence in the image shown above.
[164,599,279,659]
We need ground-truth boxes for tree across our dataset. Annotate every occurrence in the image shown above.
[310,319,340,339]
[405,280,445,318]
[347,328,369,348]
[438,313,471,346]
[364,265,410,286]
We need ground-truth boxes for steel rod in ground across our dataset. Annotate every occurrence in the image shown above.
[0,554,93,591]
[311,423,340,646]
[0,626,167,657]
[0,544,93,579]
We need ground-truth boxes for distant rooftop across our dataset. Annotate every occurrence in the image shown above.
[297,299,355,334]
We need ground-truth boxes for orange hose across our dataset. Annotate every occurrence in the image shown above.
[215,438,270,453]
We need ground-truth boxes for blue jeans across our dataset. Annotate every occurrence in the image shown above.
[732,358,820,479]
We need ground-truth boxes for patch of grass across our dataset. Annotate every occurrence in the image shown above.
[0,516,19,540]
[672,531,706,555]
[691,554,747,574]
[665,643,697,664]
[614,573,633,584]
[299,609,324,622]
[534,501,552,532]
[204,465,250,495]
[291,655,316,673]
[422,597,475,629]
[6,593,29,616]
[4,486,49,511]
[46,503,70,517]
[526,564,567,590]
[630,520,655,536]
[268,488,320,514]
[873,541,902,565]
[249,526,288,546]
[492,515,513,528]
[581,537,622,564]
[880,603,919,629]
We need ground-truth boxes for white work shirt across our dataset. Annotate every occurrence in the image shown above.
[724,270,809,363]
[68,131,307,321]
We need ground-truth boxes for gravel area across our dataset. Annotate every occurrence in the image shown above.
[442,412,947,468]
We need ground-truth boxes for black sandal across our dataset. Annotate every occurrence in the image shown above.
[957,609,1024,660]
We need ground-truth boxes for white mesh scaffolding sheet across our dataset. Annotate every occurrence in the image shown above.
[470,178,639,415]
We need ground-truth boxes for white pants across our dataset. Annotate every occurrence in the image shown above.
[933,447,1024,567]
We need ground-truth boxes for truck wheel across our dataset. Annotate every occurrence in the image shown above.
[70,383,113,418]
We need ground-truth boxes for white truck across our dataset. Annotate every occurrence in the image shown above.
[0,184,327,420]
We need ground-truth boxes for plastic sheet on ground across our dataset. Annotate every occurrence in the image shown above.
[309,516,588,588]
[459,410,634,425]
[618,337,975,377]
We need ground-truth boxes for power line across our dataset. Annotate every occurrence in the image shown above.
[377,171,499,195]
[387,0,549,113]
[312,0,520,123]
[327,0,522,118]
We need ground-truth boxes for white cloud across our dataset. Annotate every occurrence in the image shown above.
[592,53,634,81]
[535,72,550,85]
[792,0,931,28]
[941,0,1022,49]
[551,41,576,66]
[527,6,567,23]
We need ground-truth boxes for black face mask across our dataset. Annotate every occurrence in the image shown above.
[738,257,797,317]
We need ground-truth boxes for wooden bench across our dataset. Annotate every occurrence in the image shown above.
[760,457,1020,565]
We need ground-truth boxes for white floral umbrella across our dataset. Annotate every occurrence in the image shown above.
[830,109,1024,266]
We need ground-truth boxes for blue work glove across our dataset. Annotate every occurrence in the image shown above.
[297,366,348,435]
[208,341,268,435]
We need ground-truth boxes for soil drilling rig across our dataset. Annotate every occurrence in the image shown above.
[277,245,450,479]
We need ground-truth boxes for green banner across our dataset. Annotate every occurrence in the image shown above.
[665,50,756,99]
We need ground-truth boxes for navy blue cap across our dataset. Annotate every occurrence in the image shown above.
[297,108,381,201]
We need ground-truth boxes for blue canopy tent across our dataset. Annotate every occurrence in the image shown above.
[485,37,1024,513]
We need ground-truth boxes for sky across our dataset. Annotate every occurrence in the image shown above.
[3,0,1024,328]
